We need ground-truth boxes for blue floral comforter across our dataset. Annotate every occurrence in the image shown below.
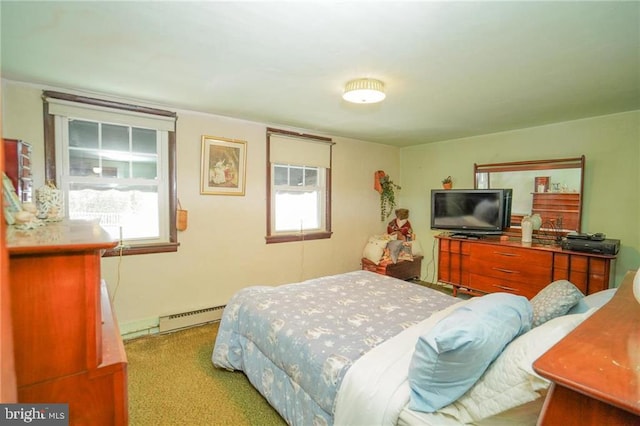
[212,270,457,425]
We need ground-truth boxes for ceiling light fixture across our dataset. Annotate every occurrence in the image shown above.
[342,78,386,104]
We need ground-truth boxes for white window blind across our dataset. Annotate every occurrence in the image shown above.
[46,97,176,131]
[269,134,332,168]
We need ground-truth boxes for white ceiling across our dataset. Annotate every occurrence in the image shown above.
[1,1,639,147]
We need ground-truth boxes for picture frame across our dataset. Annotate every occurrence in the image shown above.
[200,135,247,195]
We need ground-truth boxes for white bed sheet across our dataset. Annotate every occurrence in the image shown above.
[334,299,470,425]
[334,297,541,426]
[397,399,541,426]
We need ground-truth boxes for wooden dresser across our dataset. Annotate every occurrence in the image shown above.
[7,220,128,425]
[437,235,616,298]
[533,270,640,425]
[531,192,581,231]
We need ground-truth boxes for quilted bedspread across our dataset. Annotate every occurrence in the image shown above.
[212,270,457,425]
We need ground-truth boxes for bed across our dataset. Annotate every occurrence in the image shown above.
[212,270,608,425]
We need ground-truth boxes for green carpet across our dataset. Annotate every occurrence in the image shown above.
[125,322,286,426]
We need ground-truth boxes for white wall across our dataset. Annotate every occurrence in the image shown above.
[2,80,400,332]
[400,111,640,286]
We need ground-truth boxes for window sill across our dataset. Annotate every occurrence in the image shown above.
[102,242,180,257]
[265,232,332,244]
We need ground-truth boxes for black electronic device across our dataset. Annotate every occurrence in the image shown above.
[561,238,620,255]
[431,188,513,236]
[566,232,606,241]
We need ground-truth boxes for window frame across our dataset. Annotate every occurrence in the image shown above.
[271,164,326,233]
[43,90,179,257]
[265,127,333,244]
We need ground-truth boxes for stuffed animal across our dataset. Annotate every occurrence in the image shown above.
[387,208,413,240]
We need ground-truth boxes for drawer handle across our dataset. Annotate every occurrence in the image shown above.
[493,284,518,292]
[493,267,519,274]
[494,251,519,257]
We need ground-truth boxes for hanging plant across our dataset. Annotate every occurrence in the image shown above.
[375,171,401,221]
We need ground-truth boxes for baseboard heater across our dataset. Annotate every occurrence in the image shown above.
[158,305,225,333]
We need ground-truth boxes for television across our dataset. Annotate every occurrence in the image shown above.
[431,189,513,236]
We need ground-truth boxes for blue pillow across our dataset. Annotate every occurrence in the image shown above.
[408,293,533,413]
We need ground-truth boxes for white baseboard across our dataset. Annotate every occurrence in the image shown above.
[120,317,160,340]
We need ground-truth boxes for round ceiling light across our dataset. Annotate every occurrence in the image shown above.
[342,78,386,104]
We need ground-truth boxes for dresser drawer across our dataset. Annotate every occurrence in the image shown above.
[469,273,543,299]
[553,253,607,274]
[471,260,552,287]
[470,244,552,267]
[469,244,553,298]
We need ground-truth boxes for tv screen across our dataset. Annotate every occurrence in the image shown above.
[431,189,512,235]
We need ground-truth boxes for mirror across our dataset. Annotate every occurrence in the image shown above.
[474,156,585,233]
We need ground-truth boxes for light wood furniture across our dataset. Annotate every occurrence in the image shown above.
[362,255,424,281]
[7,220,127,425]
[437,235,616,298]
[532,192,581,231]
[533,270,640,425]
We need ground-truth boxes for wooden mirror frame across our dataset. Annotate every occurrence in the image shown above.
[474,156,585,234]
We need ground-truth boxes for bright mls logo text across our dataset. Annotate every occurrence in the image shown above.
[1,404,68,425]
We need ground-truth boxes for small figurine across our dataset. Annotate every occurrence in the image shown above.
[387,208,413,241]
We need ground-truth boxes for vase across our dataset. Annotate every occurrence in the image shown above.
[36,181,64,221]
[442,183,452,190]
[529,213,542,230]
[521,216,533,243]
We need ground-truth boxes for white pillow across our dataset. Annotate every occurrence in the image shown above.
[437,309,595,423]
[408,239,424,256]
[567,288,616,314]
[362,235,394,265]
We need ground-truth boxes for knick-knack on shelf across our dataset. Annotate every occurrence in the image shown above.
[521,216,533,243]
[442,176,453,190]
[529,213,542,230]
[36,181,64,222]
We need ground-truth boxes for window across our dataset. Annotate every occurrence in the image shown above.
[266,128,333,243]
[43,91,178,256]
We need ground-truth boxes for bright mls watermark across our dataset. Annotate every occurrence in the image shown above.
[0,404,68,425]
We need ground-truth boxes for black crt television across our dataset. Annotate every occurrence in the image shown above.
[431,189,513,236]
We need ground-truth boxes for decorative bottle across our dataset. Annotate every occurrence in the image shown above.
[521,216,533,243]
[530,213,542,230]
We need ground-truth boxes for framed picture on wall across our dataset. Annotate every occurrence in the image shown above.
[200,135,247,196]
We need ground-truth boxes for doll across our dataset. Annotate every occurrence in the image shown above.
[387,208,413,241]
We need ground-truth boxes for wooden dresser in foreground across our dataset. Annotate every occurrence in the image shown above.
[533,270,640,425]
[7,220,128,425]
[436,235,616,298]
